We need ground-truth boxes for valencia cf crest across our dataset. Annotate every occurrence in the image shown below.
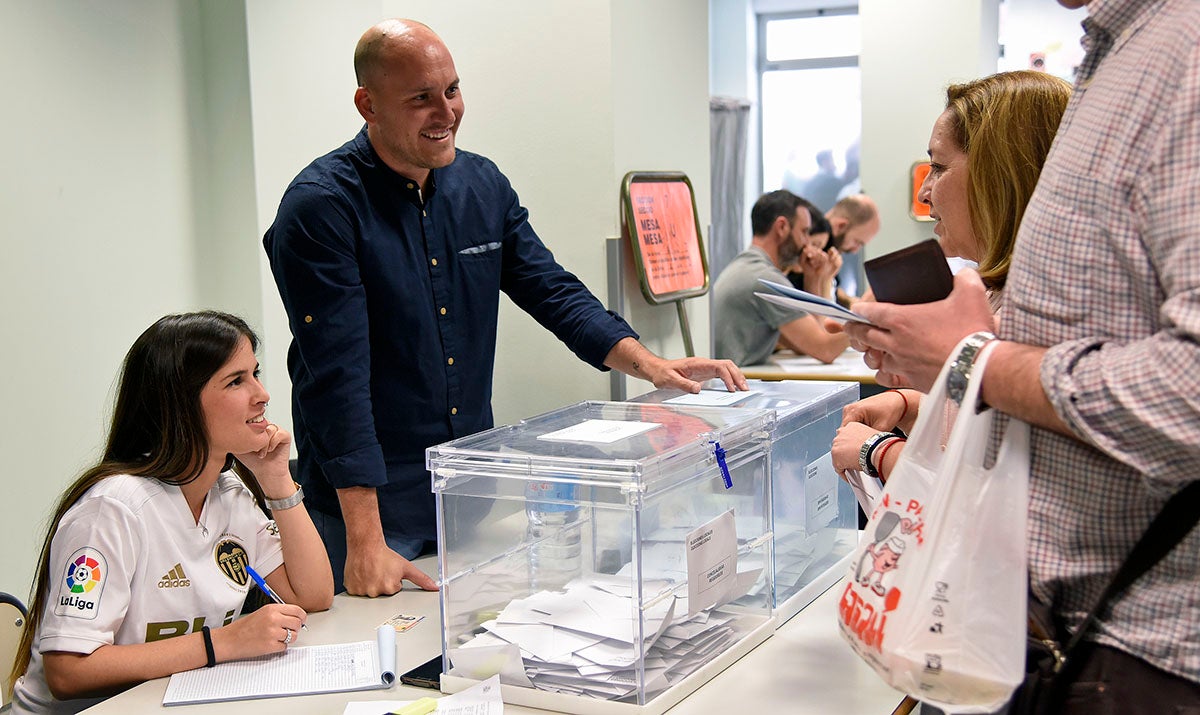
[214,538,249,586]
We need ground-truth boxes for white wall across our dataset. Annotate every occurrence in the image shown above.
[610,0,713,397]
[999,0,1086,78]
[0,0,711,595]
[392,1,620,421]
[242,0,380,436]
[2,0,1078,603]
[245,0,713,428]
[0,1,205,597]
[378,0,712,421]
[860,0,1000,258]
[186,0,262,321]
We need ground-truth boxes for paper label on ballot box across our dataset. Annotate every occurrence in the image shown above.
[537,419,661,444]
[685,509,737,616]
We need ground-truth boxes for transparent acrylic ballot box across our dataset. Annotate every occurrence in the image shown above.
[427,400,776,715]
[630,380,860,624]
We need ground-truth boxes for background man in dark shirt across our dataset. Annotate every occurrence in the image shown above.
[264,18,745,597]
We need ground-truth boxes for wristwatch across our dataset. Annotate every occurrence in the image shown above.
[859,432,894,478]
[946,331,996,405]
[265,481,305,511]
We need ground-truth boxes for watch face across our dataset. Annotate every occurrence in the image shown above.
[947,370,967,404]
[945,333,995,405]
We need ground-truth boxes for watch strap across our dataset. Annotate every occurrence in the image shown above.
[859,432,894,478]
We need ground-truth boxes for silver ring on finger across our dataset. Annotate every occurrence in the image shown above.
[283,627,293,645]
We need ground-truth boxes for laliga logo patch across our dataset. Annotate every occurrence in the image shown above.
[55,547,107,619]
[214,537,250,587]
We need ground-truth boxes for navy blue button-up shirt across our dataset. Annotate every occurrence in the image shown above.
[264,128,637,540]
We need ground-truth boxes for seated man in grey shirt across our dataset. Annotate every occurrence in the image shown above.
[712,190,849,365]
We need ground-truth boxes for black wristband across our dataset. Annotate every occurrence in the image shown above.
[859,432,892,478]
[201,625,216,668]
[864,435,899,479]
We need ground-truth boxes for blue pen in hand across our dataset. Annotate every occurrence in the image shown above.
[245,564,307,631]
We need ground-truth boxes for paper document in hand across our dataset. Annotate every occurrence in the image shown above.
[755,278,874,324]
[164,625,397,705]
[843,468,884,516]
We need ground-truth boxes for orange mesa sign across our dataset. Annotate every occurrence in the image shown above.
[620,172,710,304]
[910,161,933,221]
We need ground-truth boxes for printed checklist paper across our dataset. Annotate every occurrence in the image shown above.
[163,625,396,705]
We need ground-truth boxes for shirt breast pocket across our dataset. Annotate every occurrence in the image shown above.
[455,241,503,294]
[458,241,503,257]
[1010,166,1124,330]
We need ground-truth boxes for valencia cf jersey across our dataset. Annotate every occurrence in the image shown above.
[12,472,283,714]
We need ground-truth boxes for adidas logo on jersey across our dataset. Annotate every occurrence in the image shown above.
[158,563,191,589]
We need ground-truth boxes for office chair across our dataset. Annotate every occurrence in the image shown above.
[0,592,28,710]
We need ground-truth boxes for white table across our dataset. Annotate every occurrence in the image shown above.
[83,563,904,714]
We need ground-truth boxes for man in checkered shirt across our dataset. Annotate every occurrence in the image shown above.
[844,1,1200,710]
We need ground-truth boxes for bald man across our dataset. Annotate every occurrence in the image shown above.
[263,20,746,597]
[825,194,881,305]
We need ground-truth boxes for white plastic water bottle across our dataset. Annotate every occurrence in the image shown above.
[525,480,582,591]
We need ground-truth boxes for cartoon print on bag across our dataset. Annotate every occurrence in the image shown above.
[840,495,926,651]
[859,536,907,596]
[855,510,917,596]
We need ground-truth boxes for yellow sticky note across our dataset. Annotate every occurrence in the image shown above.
[391,696,438,715]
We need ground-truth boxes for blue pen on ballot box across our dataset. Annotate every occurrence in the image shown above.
[245,564,307,630]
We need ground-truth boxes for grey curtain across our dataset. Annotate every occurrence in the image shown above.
[709,96,751,283]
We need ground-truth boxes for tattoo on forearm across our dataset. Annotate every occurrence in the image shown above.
[632,360,643,375]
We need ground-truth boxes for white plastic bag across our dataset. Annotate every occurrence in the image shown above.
[837,339,1030,713]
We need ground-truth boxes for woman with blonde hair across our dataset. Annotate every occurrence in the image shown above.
[9,312,333,714]
[832,70,1071,482]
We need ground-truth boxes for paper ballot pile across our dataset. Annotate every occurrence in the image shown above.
[448,511,765,701]
[451,577,751,700]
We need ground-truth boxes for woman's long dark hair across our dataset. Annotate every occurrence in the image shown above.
[9,311,269,694]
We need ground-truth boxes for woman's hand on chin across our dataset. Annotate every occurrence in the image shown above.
[237,422,293,487]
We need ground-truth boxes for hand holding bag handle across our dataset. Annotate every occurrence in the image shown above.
[840,337,1030,713]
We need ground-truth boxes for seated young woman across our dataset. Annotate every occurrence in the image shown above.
[830,70,1071,483]
[8,311,333,714]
